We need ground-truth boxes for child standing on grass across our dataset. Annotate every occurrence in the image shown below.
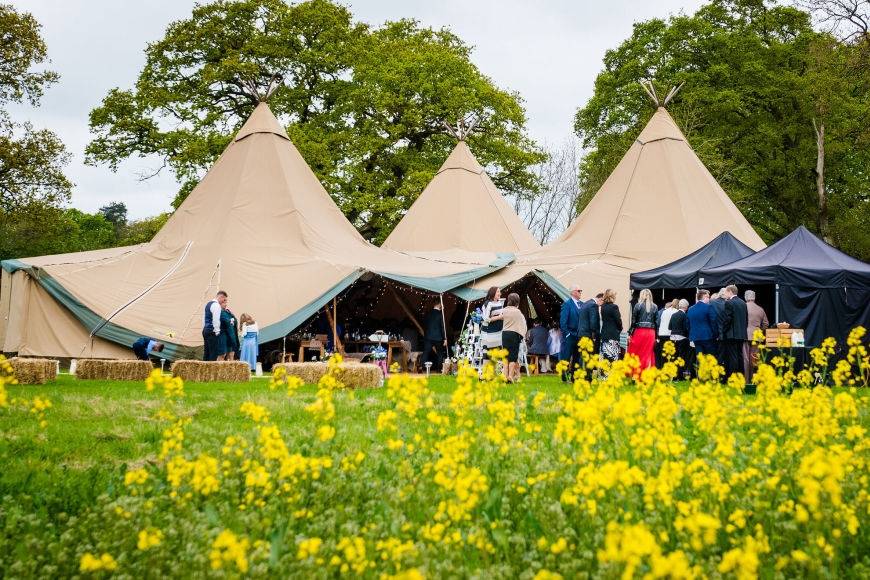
[239,313,259,371]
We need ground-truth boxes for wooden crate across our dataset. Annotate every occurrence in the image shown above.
[765,328,802,347]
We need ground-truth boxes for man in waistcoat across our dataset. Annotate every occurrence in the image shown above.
[203,290,228,361]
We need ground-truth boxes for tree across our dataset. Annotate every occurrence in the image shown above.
[0,4,74,260]
[795,0,869,41]
[509,140,582,243]
[85,0,543,242]
[0,4,71,213]
[0,205,115,260]
[99,201,128,235]
[117,213,171,246]
[0,3,58,107]
[574,0,870,260]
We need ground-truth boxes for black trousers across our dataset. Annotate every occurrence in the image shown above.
[422,338,444,369]
[722,339,745,380]
[655,334,669,367]
[673,339,692,377]
[560,333,580,381]
[203,329,220,361]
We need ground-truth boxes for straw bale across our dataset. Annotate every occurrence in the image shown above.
[8,357,57,385]
[273,361,383,389]
[171,360,251,383]
[76,359,154,381]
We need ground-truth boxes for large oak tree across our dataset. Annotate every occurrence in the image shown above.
[85,0,543,242]
[574,0,869,260]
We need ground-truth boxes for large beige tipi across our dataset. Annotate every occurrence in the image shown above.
[459,105,766,318]
[383,140,540,261]
[0,103,508,359]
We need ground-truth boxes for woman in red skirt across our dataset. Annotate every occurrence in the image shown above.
[627,288,658,371]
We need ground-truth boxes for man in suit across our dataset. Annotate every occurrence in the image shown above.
[721,284,749,380]
[559,285,584,382]
[575,293,602,379]
[687,290,718,378]
[422,300,447,370]
[710,288,727,362]
[202,290,227,361]
[132,337,164,361]
[743,289,769,381]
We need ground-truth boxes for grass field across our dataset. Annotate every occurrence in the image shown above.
[1,339,869,578]
[0,372,568,519]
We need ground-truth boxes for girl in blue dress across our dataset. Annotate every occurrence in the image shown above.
[239,313,259,371]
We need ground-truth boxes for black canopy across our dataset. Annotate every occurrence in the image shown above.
[700,226,870,346]
[630,231,756,290]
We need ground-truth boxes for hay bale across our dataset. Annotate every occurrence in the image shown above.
[170,360,250,383]
[76,359,154,381]
[272,361,383,389]
[8,357,57,385]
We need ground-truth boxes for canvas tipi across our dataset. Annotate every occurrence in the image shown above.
[383,139,539,261]
[0,103,508,359]
[457,98,766,320]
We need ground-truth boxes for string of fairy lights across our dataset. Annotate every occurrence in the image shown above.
[285,272,564,344]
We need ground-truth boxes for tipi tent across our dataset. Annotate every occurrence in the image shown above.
[457,105,766,320]
[383,140,540,260]
[0,103,509,360]
[699,226,870,346]
[630,231,756,290]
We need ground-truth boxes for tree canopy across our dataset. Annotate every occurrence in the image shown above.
[574,0,869,260]
[86,0,543,242]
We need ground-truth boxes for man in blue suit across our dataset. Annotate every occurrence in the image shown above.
[559,284,584,382]
[687,289,718,377]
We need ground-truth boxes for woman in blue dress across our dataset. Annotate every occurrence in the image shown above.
[239,313,259,371]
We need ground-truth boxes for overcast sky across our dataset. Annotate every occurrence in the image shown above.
[9,0,706,220]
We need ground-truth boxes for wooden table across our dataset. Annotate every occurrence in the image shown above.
[297,340,325,362]
[343,340,407,369]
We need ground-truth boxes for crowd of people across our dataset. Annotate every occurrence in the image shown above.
[136,284,768,382]
[471,282,770,383]
[624,285,768,381]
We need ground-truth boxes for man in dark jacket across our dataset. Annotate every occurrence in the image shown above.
[668,299,691,377]
[559,285,584,382]
[422,300,447,370]
[721,285,748,380]
[132,337,164,361]
[687,290,718,377]
[710,288,727,362]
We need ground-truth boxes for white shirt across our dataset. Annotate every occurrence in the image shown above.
[659,307,678,336]
[241,322,259,336]
[204,300,221,335]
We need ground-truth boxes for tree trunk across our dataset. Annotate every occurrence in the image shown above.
[812,118,830,242]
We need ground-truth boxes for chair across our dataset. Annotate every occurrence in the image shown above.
[518,341,531,377]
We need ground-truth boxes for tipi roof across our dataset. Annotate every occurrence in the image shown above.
[382,141,540,259]
[2,103,508,357]
[458,106,766,317]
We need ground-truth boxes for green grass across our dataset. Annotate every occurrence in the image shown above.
[0,373,570,519]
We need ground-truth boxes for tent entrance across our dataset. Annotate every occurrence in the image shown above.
[258,275,465,369]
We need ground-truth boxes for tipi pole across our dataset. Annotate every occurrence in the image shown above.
[774,284,780,323]
[439,293,449,361]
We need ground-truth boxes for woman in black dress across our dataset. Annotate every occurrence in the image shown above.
[599,288,623,362]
